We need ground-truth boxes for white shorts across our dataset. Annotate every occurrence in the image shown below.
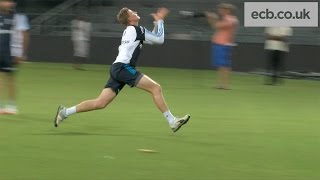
[73,40,89,58]
[11,47,23,58]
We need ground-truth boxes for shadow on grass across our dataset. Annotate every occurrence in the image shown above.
[29,131,106,136]
[28,130,185,138]
[28,131,148,137]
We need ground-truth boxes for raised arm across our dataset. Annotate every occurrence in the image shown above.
[205,11,219,29]
[144,20,164,44]
[205,12,237,30]
[144,7,169,45]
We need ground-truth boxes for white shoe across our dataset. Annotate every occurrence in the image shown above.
[54,105,67,127]
[0,108,6,115]
[171,114,191,132]
[4,105,18,115]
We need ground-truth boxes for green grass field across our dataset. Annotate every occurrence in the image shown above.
[0,62,319,180]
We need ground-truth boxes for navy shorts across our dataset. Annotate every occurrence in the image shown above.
[0,52,14,73]
[211,44,233,67]
[105,63,143,94]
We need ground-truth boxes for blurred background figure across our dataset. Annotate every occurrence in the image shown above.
[205,3,238,90]
[11,3,30,63]
[0,0,22,115]
[264,27,293,85]
[71,15,91,70]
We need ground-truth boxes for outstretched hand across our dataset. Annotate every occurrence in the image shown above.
[151,7,170,21]
[205,11,218,20]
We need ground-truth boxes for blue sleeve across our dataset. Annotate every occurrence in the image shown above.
[144,20,164,45]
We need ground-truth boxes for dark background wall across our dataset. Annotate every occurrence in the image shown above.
[29,35,320,72]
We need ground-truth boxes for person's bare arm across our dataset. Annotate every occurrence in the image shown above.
[205,11,218,29]
[268,36,287,41]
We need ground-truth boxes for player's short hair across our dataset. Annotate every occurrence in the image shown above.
[218,3,236,14]
[117,7,130,25]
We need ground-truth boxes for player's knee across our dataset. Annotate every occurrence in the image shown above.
[94,99,108,109]
[152,83,162,95]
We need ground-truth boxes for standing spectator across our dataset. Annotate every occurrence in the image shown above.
[11,11,30,63]
[71,15,91,70]
[205,3,238,90]
[5,4,30,115]
[264,27,293,85]
[0,0,23,115]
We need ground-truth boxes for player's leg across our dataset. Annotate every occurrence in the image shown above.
[277,51,286,84]
[4,46,26,114]
[0,73,15,114]
[72,41,83,70]
[5,72,17,114]
[0,72,5,114]
[212,44,220,88]
[54,88,117,127]
[74,40,87,70]
[221,46,232,89]
[271,50,279,84]
[115,63,190,131]
[136,75,190,132]
[136,75,168,113]
[216,67,223,88]
[221,67,231,90]
[76,88,116,113]
[265,50,273,85]
[213,44,225,89]
[82,40,89,65]
[0,54,6,114]
[0,54,18,114]
[54,66,125,127]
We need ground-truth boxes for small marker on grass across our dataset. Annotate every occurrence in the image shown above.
[137,149,159,153]
[103,156,115,159]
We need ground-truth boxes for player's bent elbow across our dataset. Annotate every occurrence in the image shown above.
[153,38,164,45]
[152,83,162,95]
[159,39,165,44]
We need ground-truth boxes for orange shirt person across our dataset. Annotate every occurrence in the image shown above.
[212,14,238,45]
[206,3,238,89]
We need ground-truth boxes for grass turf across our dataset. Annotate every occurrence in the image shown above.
[0,62,319,180]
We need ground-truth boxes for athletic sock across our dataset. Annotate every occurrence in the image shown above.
[6,101,16,108]
[65,106,77,117]
[163,110,175,126]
